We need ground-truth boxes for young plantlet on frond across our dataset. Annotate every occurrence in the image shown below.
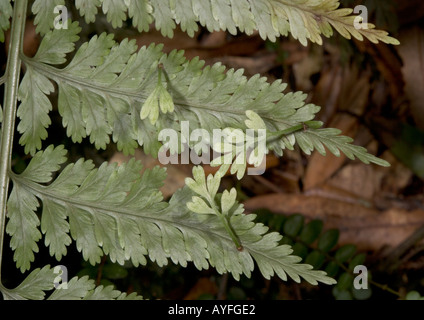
[186,166,243,250]
[210,111,269,180]
[140,63,175,125]
[210,111,327,180]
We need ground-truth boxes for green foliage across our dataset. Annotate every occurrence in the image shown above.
[31,0,65,35]
[6,146,336,286]
[140,65,175,125]
[0,265,56,300]
[256,211,372,300]
[0,0,399,300]
[19,21,389,171]
[0,265,142,300]
[30,0,399,45]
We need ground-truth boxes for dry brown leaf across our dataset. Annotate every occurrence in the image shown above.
[210,52,278,77]
[132,27,265,63]
[395,0,424,25]
[398,26,424,130]
[279,40,309,65]
[292,45,324,92]
[303,113,358,190]
[353,38,404,100]
[131,27,199,54]
[378,152,413,195]
[244,193,424,251]
[327,163,385,200]
[326,149,412,203]
[310,64,343,123]
[184,277,218,300]
[200,31,227,48]
[337,66,371,116]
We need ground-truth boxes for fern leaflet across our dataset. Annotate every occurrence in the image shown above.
[32,0,399,45]
[7,145,336,285]
[19,23,389,169]
[0,265,142,300]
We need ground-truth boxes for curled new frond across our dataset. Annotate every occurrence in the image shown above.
[7,146,336,285]
[32,0,399,45]
[19,23,389,169]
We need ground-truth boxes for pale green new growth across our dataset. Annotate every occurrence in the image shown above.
[140,64,175,125]
[210,125,268,180]
[186,166,243,249]
[7,146,336,285]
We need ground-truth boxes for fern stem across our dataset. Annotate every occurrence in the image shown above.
[0,0,28,280]
[206,193,243,251]
[218,213,243,251]
[266,124,304,143]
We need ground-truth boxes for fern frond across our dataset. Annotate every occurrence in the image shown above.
[32,0,398,45]
[0,265,56,300]
[75,0,102,24]
[0,265,142,300]
[7,146,335,285]
[294,128,389,165]
[49,275,142,300]
[19,24,388,169]
[268,0,399,45]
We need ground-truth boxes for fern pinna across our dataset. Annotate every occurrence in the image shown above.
[0,0,397,299]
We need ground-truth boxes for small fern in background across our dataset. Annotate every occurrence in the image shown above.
[0,0,399,300]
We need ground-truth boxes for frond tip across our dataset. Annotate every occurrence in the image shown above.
[31,0,399,45]
[7,146,336,286]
